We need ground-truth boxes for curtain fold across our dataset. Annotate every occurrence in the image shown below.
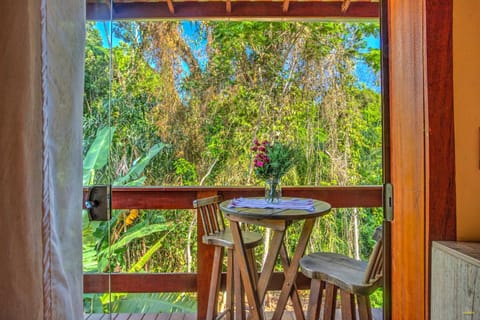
[0,0,85,319]
[41,0,85,318]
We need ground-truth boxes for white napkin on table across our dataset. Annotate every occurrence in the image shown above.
[228,197,315,212]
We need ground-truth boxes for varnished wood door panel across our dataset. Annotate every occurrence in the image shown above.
[387,0,455,318]
[388,0,427,318]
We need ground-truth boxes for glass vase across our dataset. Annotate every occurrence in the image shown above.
[265,177,282,203]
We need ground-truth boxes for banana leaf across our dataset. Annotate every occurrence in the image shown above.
[114,143,166,186]
[83,126,115,185]
[99,222,170,257]
[128,233,168,272]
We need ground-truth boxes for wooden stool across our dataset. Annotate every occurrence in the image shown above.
[194,195,262,320]
[300,226,383,320]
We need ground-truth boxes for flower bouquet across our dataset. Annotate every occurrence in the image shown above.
[251,138,297,203]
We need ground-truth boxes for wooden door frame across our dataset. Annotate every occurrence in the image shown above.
[385,0,456,318]
[379,0,392,318]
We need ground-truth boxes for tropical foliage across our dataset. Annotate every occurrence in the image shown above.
[83,20,383,312]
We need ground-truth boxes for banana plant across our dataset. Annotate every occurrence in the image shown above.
[82,126,196,314]
[83,125,168,267]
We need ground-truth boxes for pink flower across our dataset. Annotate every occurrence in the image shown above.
[257,153,268,162]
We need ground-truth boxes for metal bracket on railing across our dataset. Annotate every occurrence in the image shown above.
[86,185,111,221]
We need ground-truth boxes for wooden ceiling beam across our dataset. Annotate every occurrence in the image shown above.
[86,1,379,20]
[103,0,111,10]
[166,0,175,14]
[226,0,232,13]
[282,0,290,13]
[341,0,351,13]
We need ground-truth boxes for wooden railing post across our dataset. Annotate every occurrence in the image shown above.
[196,190,219,320]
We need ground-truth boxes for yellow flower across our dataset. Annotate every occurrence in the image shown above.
[125,209,139,226]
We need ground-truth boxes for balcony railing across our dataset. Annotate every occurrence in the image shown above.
[83,186,382,318]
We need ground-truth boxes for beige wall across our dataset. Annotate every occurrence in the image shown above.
[454,0,480,240]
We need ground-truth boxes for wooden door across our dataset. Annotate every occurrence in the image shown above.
[386,0,455,318]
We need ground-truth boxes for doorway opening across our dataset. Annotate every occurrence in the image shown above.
[83,5,387,318]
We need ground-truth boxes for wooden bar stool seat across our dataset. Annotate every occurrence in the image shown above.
[194,195,263,320]
[300,226,383,320]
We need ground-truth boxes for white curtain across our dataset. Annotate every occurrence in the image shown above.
[0,0,85,319]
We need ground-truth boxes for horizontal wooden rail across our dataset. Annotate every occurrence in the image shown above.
[83,185,383,209]
[84,272,311,293]
[84,273,197,293]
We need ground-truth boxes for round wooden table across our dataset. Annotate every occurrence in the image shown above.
[220,197,331,320]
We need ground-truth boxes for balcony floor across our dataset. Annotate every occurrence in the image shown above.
[84,314,196,320]
[84,309,382,319]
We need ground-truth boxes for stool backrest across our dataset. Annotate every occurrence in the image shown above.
[193,195,225,236]
[362,226,384,287]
